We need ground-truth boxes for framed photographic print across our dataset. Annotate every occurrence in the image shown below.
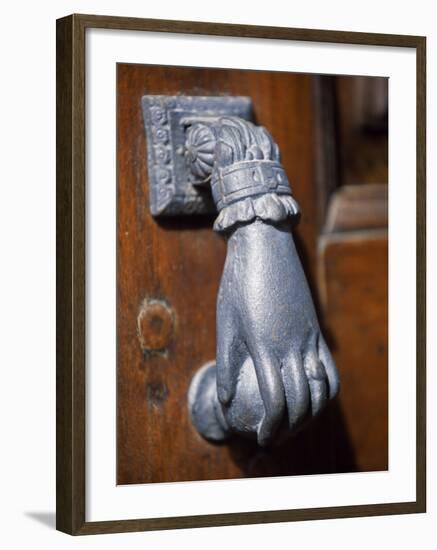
[56,13,426,535]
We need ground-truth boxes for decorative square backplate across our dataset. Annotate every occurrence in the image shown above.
[141,95,253,216]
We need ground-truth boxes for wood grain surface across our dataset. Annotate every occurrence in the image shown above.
[319,230,388,472]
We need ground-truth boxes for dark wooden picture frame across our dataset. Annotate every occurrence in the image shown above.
[56,13,426,535]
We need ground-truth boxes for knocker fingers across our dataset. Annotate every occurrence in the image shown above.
[318,334,340,399]
[216,341,240,406]
[216,307,241,406]
[304,333,329,417]
[281,350,311,431]
[249,347,285,447]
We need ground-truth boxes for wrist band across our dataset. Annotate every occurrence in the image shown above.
[211,160,292,211]
[213,193,300,233]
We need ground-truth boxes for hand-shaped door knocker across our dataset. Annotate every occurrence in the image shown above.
[142,96,340,447]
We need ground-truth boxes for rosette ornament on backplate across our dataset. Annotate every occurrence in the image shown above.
[185,123,216,185]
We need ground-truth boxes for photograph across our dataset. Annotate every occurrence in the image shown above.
[117,64,389,485]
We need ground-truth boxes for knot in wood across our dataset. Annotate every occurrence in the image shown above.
[137,299,174,353]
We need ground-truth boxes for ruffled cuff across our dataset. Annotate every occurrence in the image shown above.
[213,193,300,233]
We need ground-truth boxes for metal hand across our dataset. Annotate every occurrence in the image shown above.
[186,116,339,446]
[215,219,339,445]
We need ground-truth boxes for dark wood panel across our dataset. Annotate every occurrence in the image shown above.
[318,229,388,472]
[324,184,388,232]
[335,76,388,187]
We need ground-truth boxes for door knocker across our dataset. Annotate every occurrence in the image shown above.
[142,96,340,447]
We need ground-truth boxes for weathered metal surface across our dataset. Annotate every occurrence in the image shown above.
[141,95,252,216]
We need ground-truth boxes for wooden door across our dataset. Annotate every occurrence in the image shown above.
[117,64,388,484]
